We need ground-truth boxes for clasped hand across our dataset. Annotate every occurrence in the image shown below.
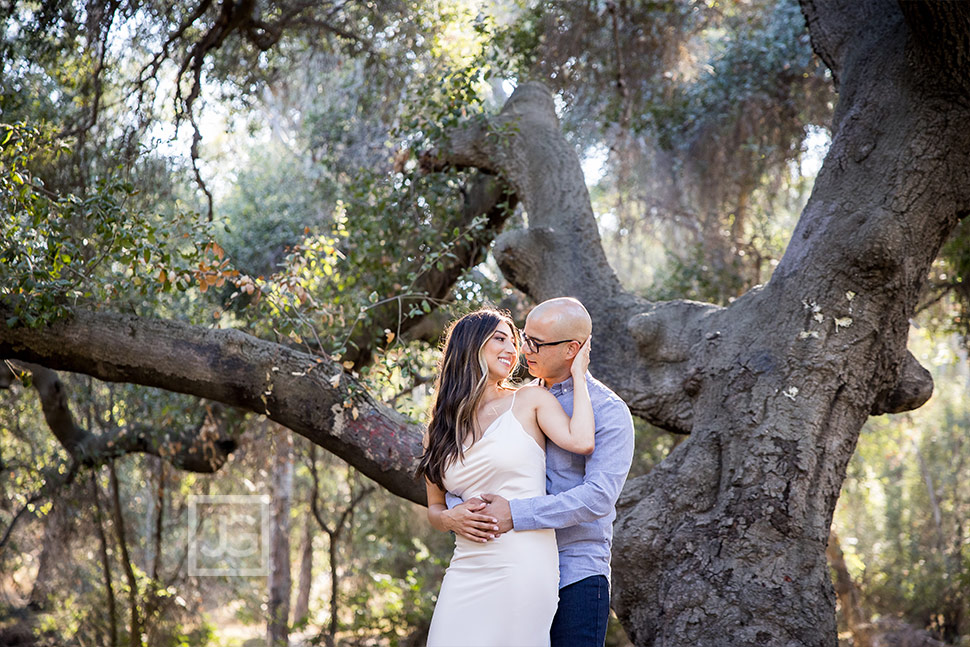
[444,494,513,542]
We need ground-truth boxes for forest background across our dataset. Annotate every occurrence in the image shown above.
[1,0,969,646]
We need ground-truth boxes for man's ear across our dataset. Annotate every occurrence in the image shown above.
[563,341,581,359]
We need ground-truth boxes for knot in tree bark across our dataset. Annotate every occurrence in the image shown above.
[870,350,933,415]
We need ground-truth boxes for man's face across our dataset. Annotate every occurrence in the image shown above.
[521,314,572,382]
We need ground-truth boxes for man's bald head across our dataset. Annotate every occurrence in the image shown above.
[527,297,592,342]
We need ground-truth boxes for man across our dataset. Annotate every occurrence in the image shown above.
[445,297,635,646]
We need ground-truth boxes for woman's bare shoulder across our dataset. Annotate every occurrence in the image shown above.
[515,383,555,404]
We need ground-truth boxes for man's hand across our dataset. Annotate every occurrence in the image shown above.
[441,497,500,542]
[478,494,513,533]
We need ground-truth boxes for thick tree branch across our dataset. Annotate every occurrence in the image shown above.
[86,416,237,473]
[341,171,517,369]
[430,83,698,431]
[0,305,426,503]
[427,79,950,439]
[869,351,933,415]
[6,362,237,473]
[9,362,88,451]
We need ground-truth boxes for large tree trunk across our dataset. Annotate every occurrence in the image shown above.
[607,1,970,643]
[2,0,969,644]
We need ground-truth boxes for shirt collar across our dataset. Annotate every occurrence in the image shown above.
[546,373,581,396]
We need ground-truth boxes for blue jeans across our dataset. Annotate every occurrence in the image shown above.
[550,575,610,647]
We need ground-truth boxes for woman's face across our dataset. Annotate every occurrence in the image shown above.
[481,321,519,381]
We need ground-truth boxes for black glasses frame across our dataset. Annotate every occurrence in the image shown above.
[522,334,576,353]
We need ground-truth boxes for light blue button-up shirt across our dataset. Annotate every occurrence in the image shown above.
[510,372,635,589]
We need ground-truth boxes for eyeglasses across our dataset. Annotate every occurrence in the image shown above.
[522,334,576,354]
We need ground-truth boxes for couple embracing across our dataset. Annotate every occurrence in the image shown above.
[417,298,635,647]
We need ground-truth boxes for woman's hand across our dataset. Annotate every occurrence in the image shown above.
[571,336,591,378]
[441,498,500,543]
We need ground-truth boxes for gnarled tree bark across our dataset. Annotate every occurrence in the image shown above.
[608,0,968,641]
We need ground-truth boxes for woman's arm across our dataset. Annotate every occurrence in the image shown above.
[426,479,500,542]
[532,337,595,455]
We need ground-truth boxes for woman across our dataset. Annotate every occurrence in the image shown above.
[417,308,593,646]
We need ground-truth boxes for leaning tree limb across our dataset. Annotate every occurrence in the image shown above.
[1,148,516,502]
[0,306,426,503]
[5,362,238,473]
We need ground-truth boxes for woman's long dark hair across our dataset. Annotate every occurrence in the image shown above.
[417,308,520,489]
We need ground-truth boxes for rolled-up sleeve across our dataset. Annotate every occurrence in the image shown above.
[510,399,634,531]
[445,492,462,509]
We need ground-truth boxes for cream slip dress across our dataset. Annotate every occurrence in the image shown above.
[426,391,559,647]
